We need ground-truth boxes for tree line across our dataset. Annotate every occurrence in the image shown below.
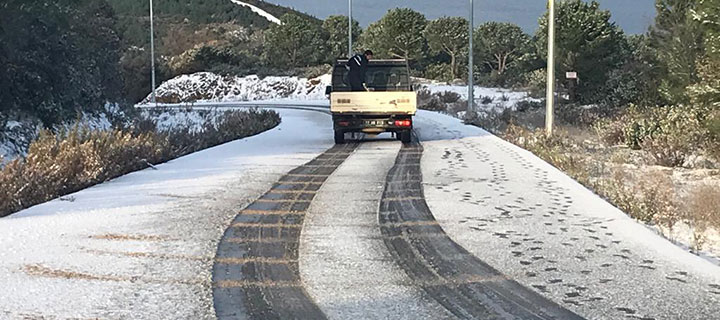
[1,0,718,128]
[265,0,719,110]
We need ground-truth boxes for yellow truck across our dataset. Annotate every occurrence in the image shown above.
[326,59,417,144]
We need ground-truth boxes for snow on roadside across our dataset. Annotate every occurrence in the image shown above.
[229,0,281,25]
[0,106,252,164]
[144,72,331,104]
[420,83,539,118]
[1,119,41,163]
[0,108,333,319]
[424,83,531,104]
[146,72,535,115]
[141,107,246,134]
[417,110,720,319]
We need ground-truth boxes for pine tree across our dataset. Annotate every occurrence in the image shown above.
[474,22,531,80]
[322,15,362,60]
[360,8,427,62]
[687,0,719,107]
[263,14,328,68]
[536,0,628,104]
[0,0,123,125]
[649,0,704,104]
[424,17,469,80]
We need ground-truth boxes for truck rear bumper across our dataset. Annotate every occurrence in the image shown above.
[332,114,413,133]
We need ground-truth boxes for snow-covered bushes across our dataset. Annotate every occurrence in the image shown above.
[143,72,330,104]
[0,108,279,217]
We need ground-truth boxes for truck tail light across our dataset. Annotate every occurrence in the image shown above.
[337,99,351,104]
[338,121,350,126]
[394,120,412,127]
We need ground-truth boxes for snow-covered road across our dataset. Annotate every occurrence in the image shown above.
[0,108,332,319]
[1,105,719,320]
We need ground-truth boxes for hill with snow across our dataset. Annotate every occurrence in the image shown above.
[143,72,331,103]
[230,0,281,24]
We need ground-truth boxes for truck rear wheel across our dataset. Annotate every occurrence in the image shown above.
[400,130,412,143]
[334,130,345,144]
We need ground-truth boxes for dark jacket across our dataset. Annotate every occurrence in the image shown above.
[347,54,368,91]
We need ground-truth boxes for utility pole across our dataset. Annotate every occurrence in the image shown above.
[545,0,556,135]
[348,0,353,58]
[468,0,474,113]
[149,0,157,105]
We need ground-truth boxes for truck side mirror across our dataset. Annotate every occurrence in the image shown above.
[325,86,332,95]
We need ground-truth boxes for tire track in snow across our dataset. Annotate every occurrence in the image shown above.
[379,140,583,319]
[212,142,357,320]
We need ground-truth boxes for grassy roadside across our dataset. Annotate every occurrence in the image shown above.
[420,90,720,255]
[0,108,280,217]
[501,124,720,253]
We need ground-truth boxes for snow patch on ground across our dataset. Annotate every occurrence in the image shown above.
[146,72,535,119]
[1,119,42,163]
[56,112,112,133]
[428,84,533,105]
[144,72,331,104]
[141,108,240,134]
[420,83,539,119]
[229,0,281,25]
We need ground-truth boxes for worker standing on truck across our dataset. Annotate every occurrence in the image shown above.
[347,50,373,91]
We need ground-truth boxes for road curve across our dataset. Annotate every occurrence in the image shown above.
[213,142,358,319]
[0,107,336,320]
[379,140,582,319]
[202,105,720,320]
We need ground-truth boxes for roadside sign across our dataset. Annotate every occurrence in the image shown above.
[566,72,578,79]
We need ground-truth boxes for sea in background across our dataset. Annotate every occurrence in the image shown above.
[266,0,656,34]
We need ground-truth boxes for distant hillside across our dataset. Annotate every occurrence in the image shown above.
[110,0,318,49]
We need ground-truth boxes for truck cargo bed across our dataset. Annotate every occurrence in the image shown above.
[330,91,417,115]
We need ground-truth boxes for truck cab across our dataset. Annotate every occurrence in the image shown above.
[326,59,417,144]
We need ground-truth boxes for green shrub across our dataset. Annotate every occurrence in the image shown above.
[526,69,547,99]
[594,117,626,145]
[618,105,708,166]
[502,124,588,182]
[555,103,606,127]
[480,96,494,105]
[619,106,666,150]
[707,112,720,161]
[424,63,453,82]
[467,108,516,133]
[514,100,543,112]
[418,96,444,112]
[417,91,464,113]
[438,91,461,104]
